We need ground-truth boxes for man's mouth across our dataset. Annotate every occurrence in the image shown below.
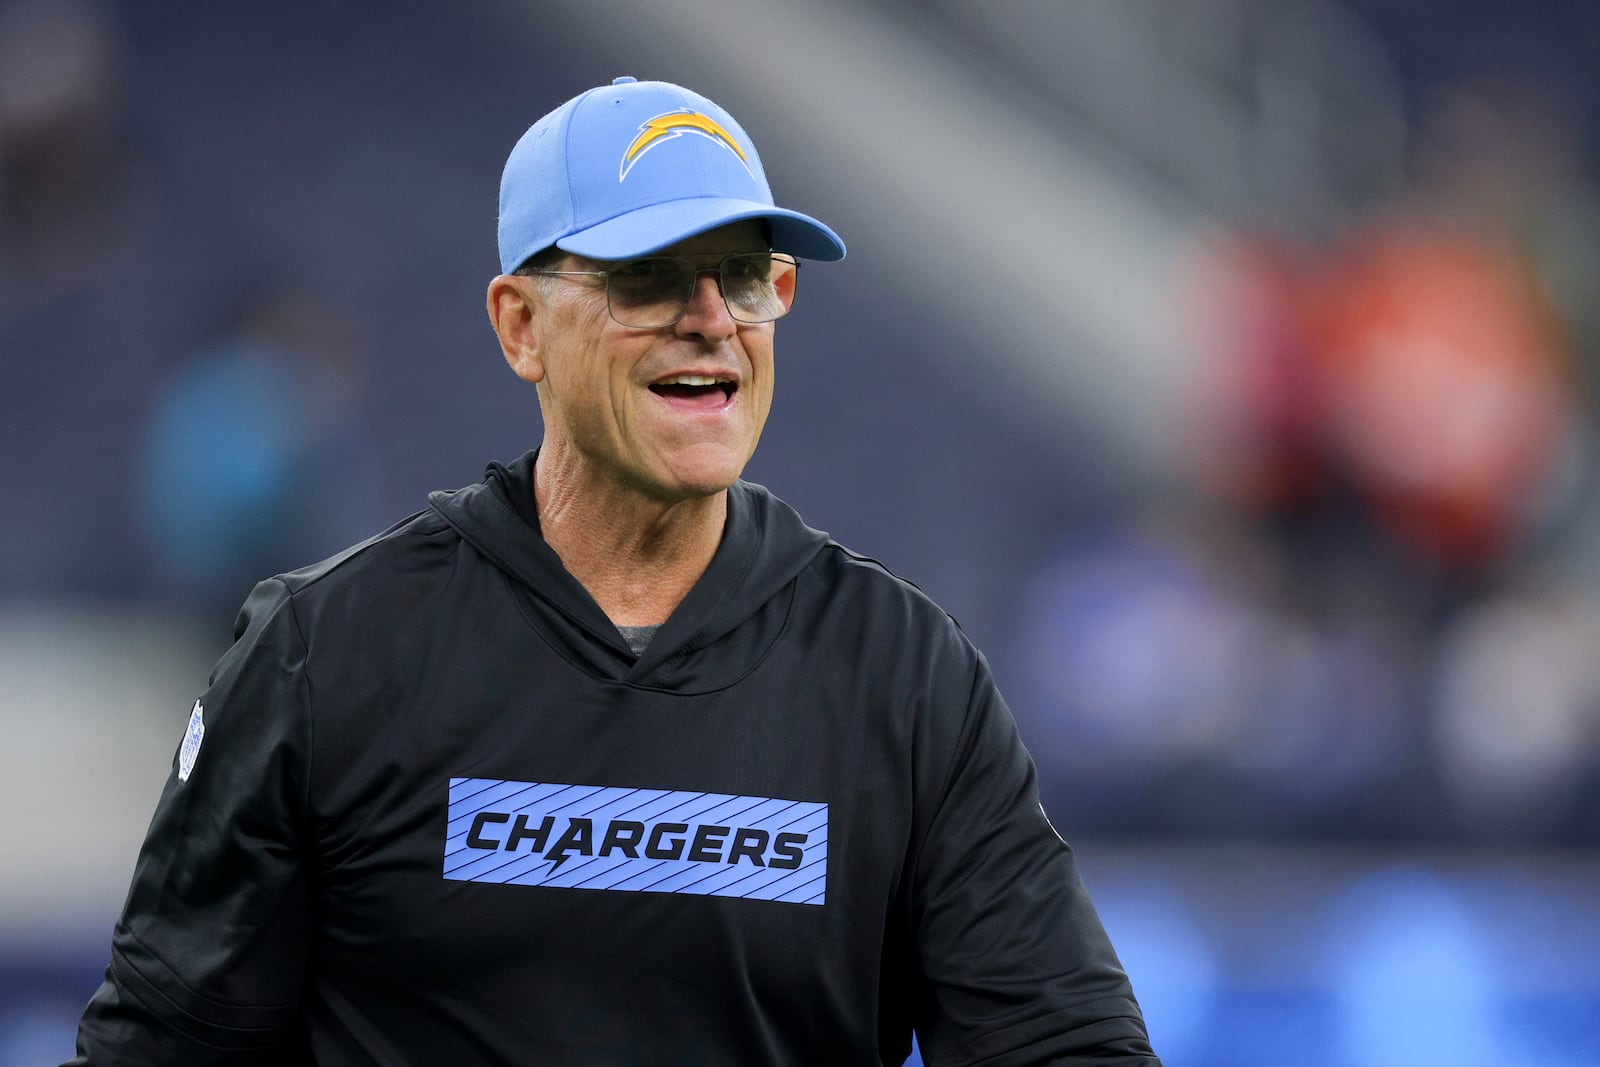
[649,374,737,405]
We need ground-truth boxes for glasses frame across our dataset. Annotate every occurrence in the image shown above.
[522,252,801,329]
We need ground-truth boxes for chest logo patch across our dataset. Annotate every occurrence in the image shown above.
[178,700,205,782]
[444,778,827,906]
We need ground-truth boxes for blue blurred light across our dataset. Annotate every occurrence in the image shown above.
[1325,866,1504,1067]
[1091,876,1220,1062]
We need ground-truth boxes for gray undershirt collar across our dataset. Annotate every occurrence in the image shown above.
[615,624,660,656]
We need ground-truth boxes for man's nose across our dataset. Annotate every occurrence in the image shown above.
[676,269,736,338]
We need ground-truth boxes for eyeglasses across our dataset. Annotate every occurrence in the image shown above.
[523,252,800,329]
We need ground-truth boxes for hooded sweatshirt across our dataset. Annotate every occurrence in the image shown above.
[69,451,1159,1066]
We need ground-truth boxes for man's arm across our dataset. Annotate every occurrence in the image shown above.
[67,579,315,1065]
[911,651,1161,1066]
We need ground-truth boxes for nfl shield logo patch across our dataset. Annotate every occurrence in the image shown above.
[179,700,205,782]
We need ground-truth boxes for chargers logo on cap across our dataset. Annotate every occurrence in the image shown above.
[620,109,753,182]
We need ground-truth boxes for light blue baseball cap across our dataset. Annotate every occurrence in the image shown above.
[497,76,845,274]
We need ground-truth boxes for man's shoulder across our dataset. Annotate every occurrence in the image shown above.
[813,539,924,592]
[731,480,942,610]
[273,506,457,600]
[809,539,968,639]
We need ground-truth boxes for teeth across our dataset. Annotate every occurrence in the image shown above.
[658,374,726,386]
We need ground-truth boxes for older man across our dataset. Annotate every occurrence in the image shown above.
[69,77,1160,1066]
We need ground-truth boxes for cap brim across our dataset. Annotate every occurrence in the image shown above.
[557,197,845,261]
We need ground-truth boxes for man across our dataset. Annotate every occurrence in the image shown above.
[69,77,1160,1065]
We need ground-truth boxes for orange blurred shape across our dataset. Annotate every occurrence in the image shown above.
[1313,229,1572,566]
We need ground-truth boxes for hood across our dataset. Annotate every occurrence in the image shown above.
[427,451,831,692]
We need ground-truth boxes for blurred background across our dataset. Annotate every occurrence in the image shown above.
[3,0,1598,1063]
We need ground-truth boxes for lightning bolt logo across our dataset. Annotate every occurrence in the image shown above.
[543,817,592,874]
[619,109,753,182]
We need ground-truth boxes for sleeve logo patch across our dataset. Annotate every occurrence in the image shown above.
[178,700,205,782]
[444,778,828,906]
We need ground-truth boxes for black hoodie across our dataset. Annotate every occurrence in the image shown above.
[70,451,1159,1066]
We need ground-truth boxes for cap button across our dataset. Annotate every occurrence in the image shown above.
[611,75,637,85]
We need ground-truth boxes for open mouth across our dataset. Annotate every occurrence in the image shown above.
[649,374,737,405]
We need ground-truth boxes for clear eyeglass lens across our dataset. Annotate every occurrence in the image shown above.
[605,254,799,327]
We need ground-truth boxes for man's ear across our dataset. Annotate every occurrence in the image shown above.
[487,275,546,384]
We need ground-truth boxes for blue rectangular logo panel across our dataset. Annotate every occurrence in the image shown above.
[444,778,828,906]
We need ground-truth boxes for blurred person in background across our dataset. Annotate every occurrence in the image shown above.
[1011,53,1600,850]
[136,281,384,632]
[0,0,168,600]
[66,77,1160,1066]
[0,0,131,300]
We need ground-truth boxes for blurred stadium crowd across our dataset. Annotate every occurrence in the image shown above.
[2,0,1598,1064]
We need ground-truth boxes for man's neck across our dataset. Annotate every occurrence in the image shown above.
[533,451,727,628]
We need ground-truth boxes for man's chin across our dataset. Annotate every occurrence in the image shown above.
[652,471,743,504]
[646,447,754,501]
